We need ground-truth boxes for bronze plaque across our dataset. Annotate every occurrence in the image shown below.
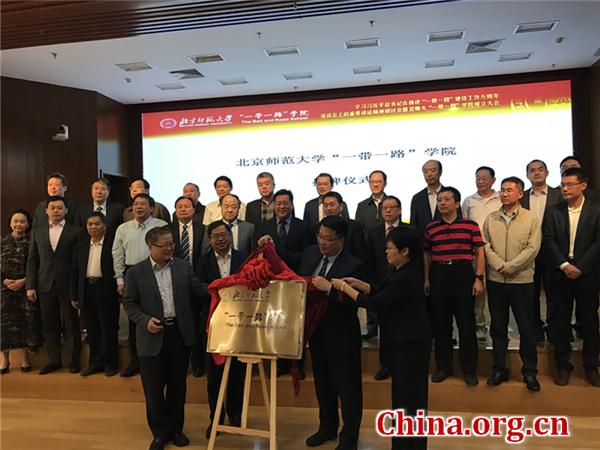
[207,280,307,359]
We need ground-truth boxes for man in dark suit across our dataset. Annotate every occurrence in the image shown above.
[303,173,350,230]
[172,182,206,226]
[216,194,254,256]
[300,215,365,450]
[76,177,124,239]
[410,160,443,238]
[197,220,247,439]
[559,156,598,202]
[169,196,206,377]
[521,159,562,344]
[354,170,387,234]
[70,211,120,377]
[245,172,276,226]
[123,177,171,223]
[123,226,206,450]
[543,167,600,388]
[32,172,80,228]
[255,189,311,272]
[26,196,84,374]
[321,192,366,261]
[366,195,407,379]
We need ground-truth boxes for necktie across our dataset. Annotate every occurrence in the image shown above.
[95,206,102,213]
[278,221,287,243]
[318,256,329,277]
[181,224,190,264]
[386,225,396,237]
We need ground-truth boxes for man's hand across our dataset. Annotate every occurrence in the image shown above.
[257,235,274,247]
[147,317,163,334]
[562,263,582,280]
[312,276,332,293]
[472,278,484,296]
[70,299,80,310]
[26,289,37,301]
[117,283,125,296]
[424,279,430,296]
[497,265,510,275]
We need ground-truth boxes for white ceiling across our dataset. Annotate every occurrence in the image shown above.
[1,0,599,105]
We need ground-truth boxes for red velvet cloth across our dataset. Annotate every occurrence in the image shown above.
[206,242,328,394]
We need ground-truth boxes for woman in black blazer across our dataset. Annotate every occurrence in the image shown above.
[333,226,432,450]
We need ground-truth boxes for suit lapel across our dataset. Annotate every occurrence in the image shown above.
[142,259,164,312]
[54,224,70,254]
[574,200,591,250]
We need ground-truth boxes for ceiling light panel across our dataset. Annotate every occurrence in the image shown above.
[218,77,247,86]
[170,69,204,79]
[466,39,504,54]
[283,72,313,80]
[425,59,455,68]
[344,38,380,49]
[156,83,185,90]
[427,30,465,43]
[189,53,224,63]
[116,62,153,72]
[498,52,532,62]
[514,21,558,34]
[264,46,300,56]
[352,65,381,75]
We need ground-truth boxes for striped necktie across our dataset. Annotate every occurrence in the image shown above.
[181,224,191,264]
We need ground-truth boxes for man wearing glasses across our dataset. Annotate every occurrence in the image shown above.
[355,170,388,234]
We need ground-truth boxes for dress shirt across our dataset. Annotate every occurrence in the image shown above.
[318,198,325,221]
[86,237,104,277]
[461,190,502,228]
[49,220,65,251]
[427,185,442,218]
[385,220,401,236]
[225,219,239,250]
[567,197,584,259]
[528,187,548,224]
[93,202,107,215]
[215,248,233,278]
[312,248,343,277]
[178,220,194,262]
[203,200,246,224]
[150,257,176,318]
[112,216,167,284]
[277,216,292,235]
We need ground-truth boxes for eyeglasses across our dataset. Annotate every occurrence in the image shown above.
[560,182,582,188]
[152,242,175,249]
[316,234,340,243]
[210,232,230,240]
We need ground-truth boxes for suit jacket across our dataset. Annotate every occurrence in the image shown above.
[168,221,205,272]
[76,201,124,239]
[254,216,310,271]
[521,186,562,211]
[32,197,80,229]
[245,198,275,226]
[410,187,442,238]
[366,224,389,291]
[310,217,366,261]
[543,199,600,289]
[123,257,206,357]
[303,197,350,230]
[299,246,365,355]
[355,194,387,235]
[70,236,117,308]
[123,201,171,223]
[357,261,432,343]
[26,223,84,293]
[172,202,205,227]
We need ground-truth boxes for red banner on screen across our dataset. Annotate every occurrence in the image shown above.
[142,80,571,137]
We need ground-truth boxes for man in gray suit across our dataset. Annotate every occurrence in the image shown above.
[220,194,255,255]
[123,226,206,450]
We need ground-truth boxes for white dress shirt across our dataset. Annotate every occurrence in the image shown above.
[86,237,104,277]
[48,220,65,251]
[462,190,502,228]
[567,197,584,259]
[215,248,233,278]
[93,202,108,215]
[528,188,548,224]
[427,185,442,218]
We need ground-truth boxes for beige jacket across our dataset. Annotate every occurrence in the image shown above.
[482,206,541,284]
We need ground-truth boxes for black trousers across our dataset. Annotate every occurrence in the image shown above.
[546,276,600,371]
[379,311,390,369]
[366,309,379,335]
[309,336,363,447]
[487,281,537,376]
[39,286,81,366]
[124,265,139,368]
[189,306,206,371]
[390,338,431,450]
[532,257,554,339]
[139,323,190,440]
[205,355,244,423]
[430,261,478,374]
[83,280,119,369]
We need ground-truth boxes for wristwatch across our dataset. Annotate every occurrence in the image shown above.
[475,274,485,281]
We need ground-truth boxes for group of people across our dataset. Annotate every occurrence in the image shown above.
[1,154,599,450]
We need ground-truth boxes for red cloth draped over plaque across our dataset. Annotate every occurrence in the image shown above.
[206,242,327,394]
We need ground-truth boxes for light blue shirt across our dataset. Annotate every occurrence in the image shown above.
[150,257,176,318]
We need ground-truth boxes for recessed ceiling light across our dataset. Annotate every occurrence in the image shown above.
[283,72,313,80]
[425,59,455,68]
[156,83,185,90]
[344,38,380,49]
[189,53,225,64]
[170,69,204,80]
[466,39,504,54]
[116,62,153,72]
[264,46,300,57]
[427,30,465,43]
[352,65,381,75]
[218,77,247,86]
[594,48,600,57]
[514,21,558,34]
[498,52,532,62]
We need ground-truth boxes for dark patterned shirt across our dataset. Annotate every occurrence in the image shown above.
[423,217,483,262]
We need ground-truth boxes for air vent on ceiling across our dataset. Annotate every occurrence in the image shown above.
[427,30,465,43]
[170,69,204,79]
[156,83,185,90]
[189,53,225,63]
[498,52,532,62]
[466,39,504,54]
[218,77,247,86]
[352,65,381,75]
[425,59,455,68]
[264,46,300,56]
[344,38,380,49]
[283,72,313,80]
[594,48,600,57]
[514,21,558,34]
[116,62,153,72]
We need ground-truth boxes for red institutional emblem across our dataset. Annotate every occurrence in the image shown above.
[159,118,178,129]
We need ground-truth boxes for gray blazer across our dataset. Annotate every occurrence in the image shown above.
[201,219,255,256]
[123,257,206,357]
